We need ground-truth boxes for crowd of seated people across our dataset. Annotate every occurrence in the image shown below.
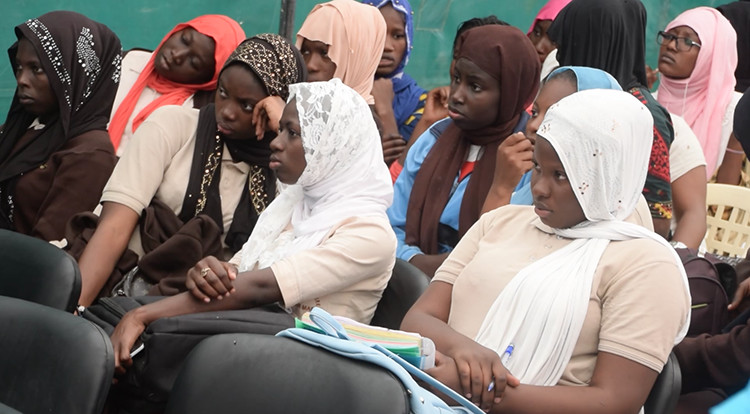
[1,0,749,413]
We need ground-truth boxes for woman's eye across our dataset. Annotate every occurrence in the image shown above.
[555,171,568,180]
[530,108,539,118]
[472,83,482,92]
[242,102,254,112]
[218,87,227,98]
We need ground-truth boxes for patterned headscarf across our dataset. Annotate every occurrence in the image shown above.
[220,33,306,101]
[0,11,121,183]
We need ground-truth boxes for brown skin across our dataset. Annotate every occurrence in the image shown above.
[657,26,701,80]
[269,99,306,185]
[14,36,57,123]
[527,20,556,64]
[299,38,337,82]
[375,4,407,77]
[77,66,270,306]
[531,138,586,229]
[715,134,743,185]
[395,86,450,166]
[670,165,707,249]
[154,28,216,85]
[481,77,577,214]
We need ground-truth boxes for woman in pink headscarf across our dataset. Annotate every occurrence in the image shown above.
[527,0,572,79]
[655,7,742,183]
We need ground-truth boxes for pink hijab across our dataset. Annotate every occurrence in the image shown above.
[528,0,572,34]
[295,0,386,105]
[657,7,738,178]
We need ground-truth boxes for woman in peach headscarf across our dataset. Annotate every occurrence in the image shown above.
[108,15,245,155]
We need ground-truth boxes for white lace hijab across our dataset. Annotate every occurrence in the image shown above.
[236,79,393,271]
[474,89,691,385]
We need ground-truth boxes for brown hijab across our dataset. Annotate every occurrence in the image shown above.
[405,25,539,254]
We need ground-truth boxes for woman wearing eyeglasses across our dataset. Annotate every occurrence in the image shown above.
[655,7,742,184]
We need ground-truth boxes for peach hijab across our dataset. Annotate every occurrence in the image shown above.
[295,0,386,105]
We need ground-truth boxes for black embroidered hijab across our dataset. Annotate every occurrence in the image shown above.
[0,11,121,228]
[547,0,648,90]
[179,33,307,253]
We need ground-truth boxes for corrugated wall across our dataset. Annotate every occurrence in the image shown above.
[0,0,726,118]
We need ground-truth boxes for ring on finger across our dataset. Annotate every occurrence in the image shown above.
[200,267,211,278]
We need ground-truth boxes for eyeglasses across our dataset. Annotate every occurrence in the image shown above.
[657,31,702,52]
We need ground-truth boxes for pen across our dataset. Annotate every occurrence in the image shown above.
[488,344,515,392]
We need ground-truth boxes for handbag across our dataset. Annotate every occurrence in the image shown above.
[278,307,484,414]
[83,296,294,414]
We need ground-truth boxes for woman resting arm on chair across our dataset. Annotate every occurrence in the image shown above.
[401,89,691,413]
[110,79,397,373]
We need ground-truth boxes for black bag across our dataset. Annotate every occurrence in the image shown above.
[83,296,294,414]
[675,248,737,336]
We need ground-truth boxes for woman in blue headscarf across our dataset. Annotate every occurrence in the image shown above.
[363,0,427,165]
[482,66,624,212]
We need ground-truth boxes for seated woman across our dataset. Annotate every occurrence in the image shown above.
[76,34,306,306]
[110,79,396,371]
[402,89,690,413]
[0,11,119,241]
[388,25,540,278]
[526,0,572,79]
[655,7,743,185]
[363,0,427,163]
[108,15,245,155]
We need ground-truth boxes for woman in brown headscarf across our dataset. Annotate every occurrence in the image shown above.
[387,25,540,277]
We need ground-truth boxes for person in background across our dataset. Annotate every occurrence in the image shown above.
[655,7,743,185]
[0,11,119,241]
[388,25,539,278]
[548,0,675,239]
[527,0,572,80]
[75,34,305,307]
[402,89,689,413]
[717,1,750,93]
[363,0,427,165]
[108,15,245,155]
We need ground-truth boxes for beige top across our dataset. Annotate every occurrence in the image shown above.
[434,205,689,385]
[229,216,396,324]
[669,114,707,182]
[109,51,195,156]
[101,105,249,257]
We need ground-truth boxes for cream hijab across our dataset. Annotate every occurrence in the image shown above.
[295,0,386,104]
[474,89,690,386]
[236,79,393,271]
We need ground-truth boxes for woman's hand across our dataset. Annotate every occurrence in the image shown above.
[252,96,286,139]
[382,133,406,165]
[111,311,146,376]
[185,256,237,302]
[494,132,533,190]
[422,86,450,125]
[372,78,396,108]
[447,339,520,411]
[729,277,750,312]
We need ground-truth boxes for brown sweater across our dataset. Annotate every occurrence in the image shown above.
[13,129,116,241]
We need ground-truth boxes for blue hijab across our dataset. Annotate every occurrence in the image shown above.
[511,66,622,205]
[362,0,425,138]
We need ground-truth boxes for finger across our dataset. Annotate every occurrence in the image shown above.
[491,360,510,404]
[507,373,520,388]
[480,364,495,412]
[194,275,221,300]
[189,284,211,303]
[222,263,238,290]
[729,283,748,309]
[456,359,472,399]
[206,256,234,291]
[469,361,485,405]
[202,271,229,298]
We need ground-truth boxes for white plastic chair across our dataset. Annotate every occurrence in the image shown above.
[704,183,750,257]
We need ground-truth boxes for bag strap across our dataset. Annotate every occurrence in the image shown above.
[307,308,483,414]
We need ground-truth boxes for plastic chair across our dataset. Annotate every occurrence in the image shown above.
[0,296,114,414]
[165,333,409,414]
[644,352,682,414]
[705,183,750,257]
[0,229,81,312]
[371,258,430,330]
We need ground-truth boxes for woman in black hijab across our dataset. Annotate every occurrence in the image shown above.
[0,11,120,241]
[548,0,675,239]
[718,1,750,92]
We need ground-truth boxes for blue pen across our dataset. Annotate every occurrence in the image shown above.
[488,344,515,392]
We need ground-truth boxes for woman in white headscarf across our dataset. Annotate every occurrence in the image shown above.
[109,79,396,373]
[402,89,690,413]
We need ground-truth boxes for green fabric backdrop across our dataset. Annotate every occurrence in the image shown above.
[0,0,728,119]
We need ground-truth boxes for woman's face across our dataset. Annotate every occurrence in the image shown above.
[448,57,501,131]
[154,27,216,85]
[528,20,556,63]
[214,64,269,140]
[526,77,577,144]
[270,98,306,184]
[376,4,407,77]
[299,38,337,82]
[657,25,700,80]
[531,137,585,229]
[14,36,57,120]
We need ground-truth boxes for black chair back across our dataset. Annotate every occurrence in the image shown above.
[0,229,81,312]
[371,258,429,329]
[0,296,114,414]
[644,351,682,414]
[165,333,409,414]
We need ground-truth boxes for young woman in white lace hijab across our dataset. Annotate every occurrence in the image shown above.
[109,79,396,374]
[402,89,690,413]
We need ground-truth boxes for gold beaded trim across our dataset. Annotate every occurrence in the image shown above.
[248,164,268,214]
[194,132,224,216]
